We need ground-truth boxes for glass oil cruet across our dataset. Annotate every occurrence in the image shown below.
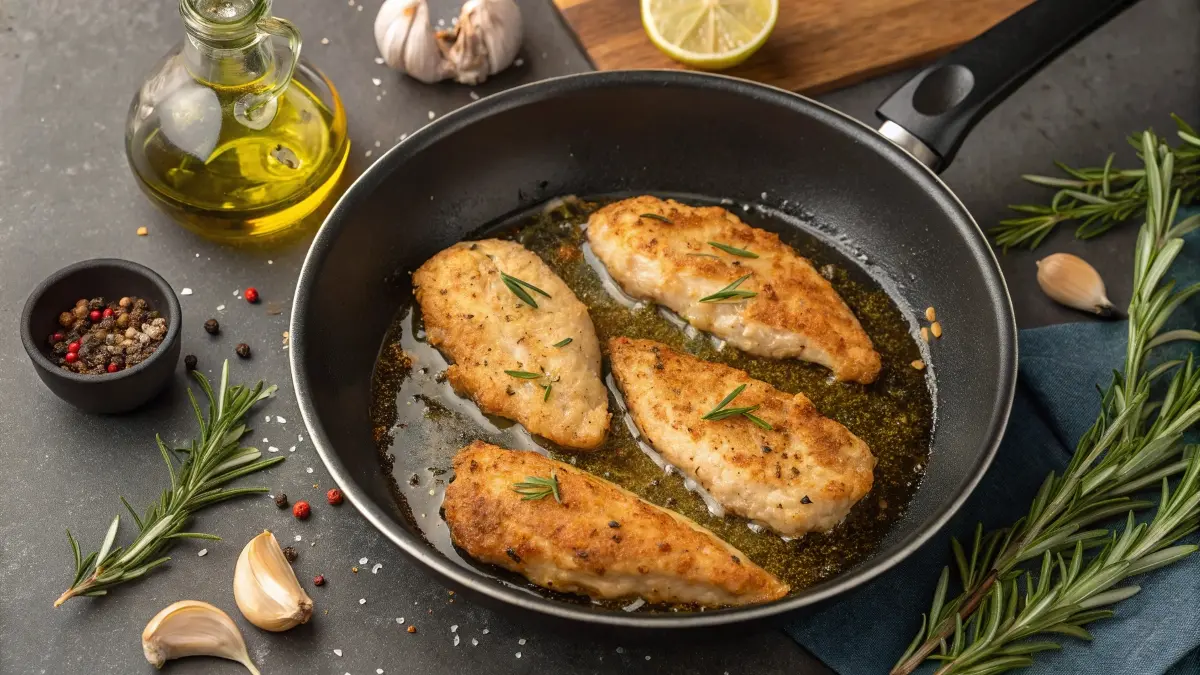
[126,0,350,241]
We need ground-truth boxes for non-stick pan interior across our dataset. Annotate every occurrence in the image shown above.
[291,71,1016,629]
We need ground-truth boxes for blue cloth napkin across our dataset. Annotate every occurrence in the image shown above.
[786,209,1200,675]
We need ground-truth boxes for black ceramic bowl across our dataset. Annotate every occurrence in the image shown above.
[21,259,182,414]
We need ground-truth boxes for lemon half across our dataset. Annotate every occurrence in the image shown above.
[641,0,778,70]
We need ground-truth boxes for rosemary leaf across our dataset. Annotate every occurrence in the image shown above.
[701,384,772,429]
[505,370,542,379]
[708,241,759,258]
[552,338,573,348]
[699,274,756,303]
[54,362,279,607]
[639,213,673,224]
[501,273,540,308]
[542,383,552,402]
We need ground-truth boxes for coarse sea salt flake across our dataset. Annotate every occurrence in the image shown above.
[198,549,208,556]
[374,57,384,64]
[216,304,225,311]
[372,77,382,86]
[372,563,382,574]
[451,625,458,633]
[333,649,342,656]
[306,467,314,474]
[359,598,366,605]
[268,446,279,453]
[276,416,287,424]
[518,638,526,645]
[454,635,460,646]
[359,557,369,564]
[289,446,296,452]
[294,535,302,541]
[180,288,193,296]
[471,638,478,646]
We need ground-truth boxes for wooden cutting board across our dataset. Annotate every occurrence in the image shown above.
[552,0,1034,94]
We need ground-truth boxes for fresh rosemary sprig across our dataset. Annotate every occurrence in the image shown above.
[702,383,774,430]
[892,133,1200,674]
[55,362,281,606]
[708,241,759,258]
[992,115,1200,250]
[512,473,561,503]
[500,272,550,308]
[698,274,756,303]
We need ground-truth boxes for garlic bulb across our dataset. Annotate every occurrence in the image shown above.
[233,530,314,632]
[374,0,522,85]
[142,600,261,674]
[1036,253,1118,317]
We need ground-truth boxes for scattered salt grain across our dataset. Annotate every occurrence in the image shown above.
[451,625,458,633]
[437,18,444,25]
[299,434,304,441]
[375,95,381,101]
[518,638,526,645]
[276,416,287,424]
[371,563,382,574]
[359,598,367,605]
[399,133,408,141]
[616,647,624,654]
[267,260,273,265]
[482,629,489,635]
[366,150,373,157]
[378,670,384,674]
[357,4,363,9]
[321,37,329,44]
[516,652,522,659]
[374,57,384,65]
[374,140,381,147]
[198,549,208,557]
[514,58,523,67]
[306,467,314,474]
[233,289,240,296]
[469,91,479,100]
[262,437,269,443]
[428,110,435,120]
[289,446,296,453]
[471,638,479,646]
[360,557,369,564]
[265,415,271,423]
[646,656,652,661]
[180,288,193,296]
[761,191,768,199]
[397,617,405,624]
[268,446,279,453]
[216,304,225,311]
[372,77,382,86]
[195,253,200,258]
[453,635,460,646]
[334,648,342,656]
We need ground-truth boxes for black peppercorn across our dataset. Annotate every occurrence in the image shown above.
[203,318,220,335]
[274,493,289,508]
[282,546,298,563]
[235,343,251,358]
[184,354,198,372]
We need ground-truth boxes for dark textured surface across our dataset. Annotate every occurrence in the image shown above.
[0,0,1197,673]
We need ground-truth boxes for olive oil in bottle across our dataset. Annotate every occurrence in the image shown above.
[126,0,350,241]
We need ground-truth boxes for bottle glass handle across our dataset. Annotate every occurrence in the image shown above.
[235,15,302,127]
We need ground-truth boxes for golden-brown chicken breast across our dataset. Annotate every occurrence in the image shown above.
[587,196,881,384]
[443,441,789,606]
[413,239,610,449]
[608,338,875,536]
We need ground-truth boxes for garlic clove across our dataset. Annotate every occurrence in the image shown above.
[1036,252,1119,317]
[142,600,261,674]
[375,0,453,83]
[233,530,314,632]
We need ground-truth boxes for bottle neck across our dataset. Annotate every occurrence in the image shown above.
[179,0,276,89]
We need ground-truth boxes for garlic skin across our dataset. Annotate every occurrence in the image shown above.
[444,0,524,85]
[1036,253,1118,317]
[375,0,452,83]
[233,530,314,632]
[142,600,261,674]
[374,0,523,85]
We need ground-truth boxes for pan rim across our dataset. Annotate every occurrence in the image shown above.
[290,69,1017,629]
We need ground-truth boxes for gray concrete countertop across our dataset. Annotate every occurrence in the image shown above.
[1,0,1197,673]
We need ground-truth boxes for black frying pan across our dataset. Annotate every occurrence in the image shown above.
[291,0,1136,634]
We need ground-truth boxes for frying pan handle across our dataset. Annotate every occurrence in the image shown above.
[874,0,1140,171]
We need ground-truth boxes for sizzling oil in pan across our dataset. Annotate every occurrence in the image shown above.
[369,196,934,610]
